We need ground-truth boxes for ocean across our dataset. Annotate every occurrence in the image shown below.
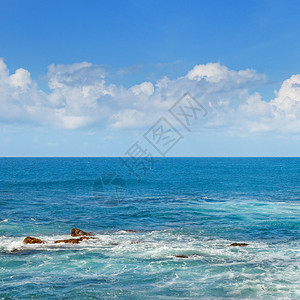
[0,157,299,299]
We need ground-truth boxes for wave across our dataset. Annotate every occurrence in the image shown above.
[1,229,300,298]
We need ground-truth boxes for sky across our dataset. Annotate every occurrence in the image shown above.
[0,0,300,157]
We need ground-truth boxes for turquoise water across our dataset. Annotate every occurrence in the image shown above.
[0,158,299,299]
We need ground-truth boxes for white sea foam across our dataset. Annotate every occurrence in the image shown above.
[1,229,299,298]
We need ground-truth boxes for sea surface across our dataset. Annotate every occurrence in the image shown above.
[0,158,299,299]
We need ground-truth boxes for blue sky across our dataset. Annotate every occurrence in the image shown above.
[0,0,300,156]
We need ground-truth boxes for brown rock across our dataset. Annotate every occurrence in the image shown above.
[125,229,138,233]
[229,243,249,247]
[23,236,44,244]
[55,238,80,244]
[174,255,189,258]
[54,236,95,244]
[71,228,92,237]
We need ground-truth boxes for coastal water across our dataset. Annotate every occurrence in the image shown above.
[0,158,299,299]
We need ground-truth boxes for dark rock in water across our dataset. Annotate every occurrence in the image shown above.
[130,241,140,244]
[71,228,92,237]
[229,243,249,247]
[125,229,138,233]
[10,249,41,255]
[174,255,189,258]
[54,236,95,244]
[55,238,80,244]
[23,236,44,244]
[11,248,24,253]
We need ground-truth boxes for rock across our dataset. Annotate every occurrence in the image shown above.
[23,236,44,244]
[71,228,92,237]
[55,238,80,244]
[54,236,95,244]
[125,229,138,233]
[174,255,189,258]
[229,243,249,247]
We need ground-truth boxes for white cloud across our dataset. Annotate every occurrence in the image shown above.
[186,62,265,88]
[130,81,154,96]
[110,109,147,129]
[0,58,299,135]
[9,68,32,89]
[187,62,228,82]
[0,59,49,124]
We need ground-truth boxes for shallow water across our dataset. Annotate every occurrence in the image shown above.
[0,158,299,299]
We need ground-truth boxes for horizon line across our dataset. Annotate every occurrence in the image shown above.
[0,156,299,158]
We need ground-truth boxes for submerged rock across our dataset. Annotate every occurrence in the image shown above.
[23,236,44,244]
[71,228,92,237]
[229,243,249,247]
[174,255,189,258]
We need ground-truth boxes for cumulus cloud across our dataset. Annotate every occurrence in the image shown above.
[187,63,228,82]
[0,59,299,134]
[236,74,300,133]
[130,82,154,96]
[0,59,48,124]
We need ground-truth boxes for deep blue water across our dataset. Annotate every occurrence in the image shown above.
[0,158,299,299]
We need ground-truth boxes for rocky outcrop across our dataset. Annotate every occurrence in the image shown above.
[229,243,249,247]
[23,228,96,245]
[54,236,95,244]
[54,238,80,244]
[23,236,44,244]
[71,228,92,237]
